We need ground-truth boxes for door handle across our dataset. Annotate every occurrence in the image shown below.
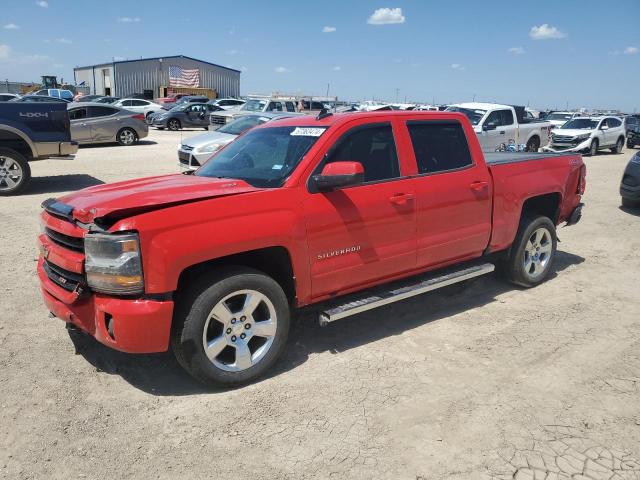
[499,130,505,134]
[389,193,414,205]
[470,181,489,191]
[81,123,87,126]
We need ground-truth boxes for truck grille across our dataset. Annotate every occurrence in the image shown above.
[45,227,84,252]
[209,114,227,126]
[43,259,86,294]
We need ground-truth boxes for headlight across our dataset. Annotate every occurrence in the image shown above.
[84,232,144,295]
[198,143,222,153]
[574,134,591,141]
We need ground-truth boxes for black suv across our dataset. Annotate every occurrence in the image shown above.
[625,115,640,149]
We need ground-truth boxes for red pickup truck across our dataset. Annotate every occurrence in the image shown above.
[37,111,585,386]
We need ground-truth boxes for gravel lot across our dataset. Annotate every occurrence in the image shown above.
[1,129,639,480]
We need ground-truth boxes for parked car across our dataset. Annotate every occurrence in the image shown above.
[75,95,106,103]
[178,112,302,171]
[209,96,299,128]
[155,92,192,105]
[67,102,148,146]
[0,93,20,102]
[620,151,640,208]
[175,95,210,106]
[113,98,164,119]
[37,111,586,386]
[446,103,552,152]
[9,95,69,103]
[92,96,120,104]
[209,98,245,110]
[545,111,579,129]
[33,89,74,102]
[150,102,224,131]
[544,116,626,156]
[0,102,77,195]
[624,115,640,148]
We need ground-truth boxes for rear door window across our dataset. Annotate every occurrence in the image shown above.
[285,102,296,112]
[501,109,514,126]
[608,118,622,128]
[407,122,473,174]
[89,106,117,117]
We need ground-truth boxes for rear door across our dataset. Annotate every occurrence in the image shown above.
[404,119,492,268]
[87,105,121,142]
[302,120,417,298]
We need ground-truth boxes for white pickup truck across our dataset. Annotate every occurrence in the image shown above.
[446,102,551,152]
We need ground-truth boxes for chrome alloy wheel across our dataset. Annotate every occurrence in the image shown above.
[202,290,278,372]
[119,129,135,145]
[523,227,552,280]
[0,155,23,192]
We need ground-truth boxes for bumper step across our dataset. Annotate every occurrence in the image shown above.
[319,263,495,326]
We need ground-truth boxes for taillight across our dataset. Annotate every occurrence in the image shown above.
[131,114,145,121]
[577,164,586,194]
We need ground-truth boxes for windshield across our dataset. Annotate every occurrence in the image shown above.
[242,99,267,112]
[196,126,327,187]
[562,119,598,130]
[218,115,268,135]
[445,106,486,125]
[548,113,573,121]
[168,104,188,112]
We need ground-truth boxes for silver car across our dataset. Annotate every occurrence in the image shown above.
[178,112,301,171]
[68,102,149,145]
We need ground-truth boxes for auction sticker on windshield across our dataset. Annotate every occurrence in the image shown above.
[290,127,326,137]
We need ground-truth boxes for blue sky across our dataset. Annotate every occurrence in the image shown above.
[1,0,639,111]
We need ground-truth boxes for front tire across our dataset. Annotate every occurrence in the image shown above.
[526,136,540,152]
[0,147,31,196]
[611,137,624,153]
[627,140,635,149]
[504,216,557,288]
[172,267,290,387]
[588,139,599,156]
[168,119,181,131]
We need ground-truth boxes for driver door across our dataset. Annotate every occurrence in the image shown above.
[68,107,92,143]
[302,121,417,299]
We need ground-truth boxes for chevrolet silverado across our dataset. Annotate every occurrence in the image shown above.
[37,111,585,386]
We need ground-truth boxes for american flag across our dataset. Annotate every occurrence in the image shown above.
[169,65,200,87]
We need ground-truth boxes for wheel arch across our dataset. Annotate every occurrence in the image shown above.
[175,246,297,306]
[0,126,36,159]
[520,192,562,224]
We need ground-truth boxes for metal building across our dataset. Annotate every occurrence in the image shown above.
[73,55,240,99]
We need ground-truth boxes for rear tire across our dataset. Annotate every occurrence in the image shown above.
[168,119,181,131]
[611,137,624,153]
[504,216,557,288]
[0,147,31,196]
[526,136,540,152]
[172,266,290,387]
[117,127,137,146]
[622,197,640,208]
[588,139,599,156]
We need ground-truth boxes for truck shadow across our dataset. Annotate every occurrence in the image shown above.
[68,250,585,396]
[25,174,104,195]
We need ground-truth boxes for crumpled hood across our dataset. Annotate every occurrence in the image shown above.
[552,128,594,137]
[57,174,260,223]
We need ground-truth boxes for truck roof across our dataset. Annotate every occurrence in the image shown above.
[258,110,466,129]
[450,102,513,111]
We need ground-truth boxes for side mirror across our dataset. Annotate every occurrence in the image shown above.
[311,161,364,191]
[483,122,497,131]
[600,125,609,130]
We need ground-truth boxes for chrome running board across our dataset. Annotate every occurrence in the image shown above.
[319,263,495,326]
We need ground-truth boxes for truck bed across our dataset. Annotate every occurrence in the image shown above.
[484,151,574,166]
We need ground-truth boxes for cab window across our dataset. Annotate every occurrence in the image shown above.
[325,124,400,183]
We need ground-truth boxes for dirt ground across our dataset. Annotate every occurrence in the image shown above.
[1,128,639,480]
